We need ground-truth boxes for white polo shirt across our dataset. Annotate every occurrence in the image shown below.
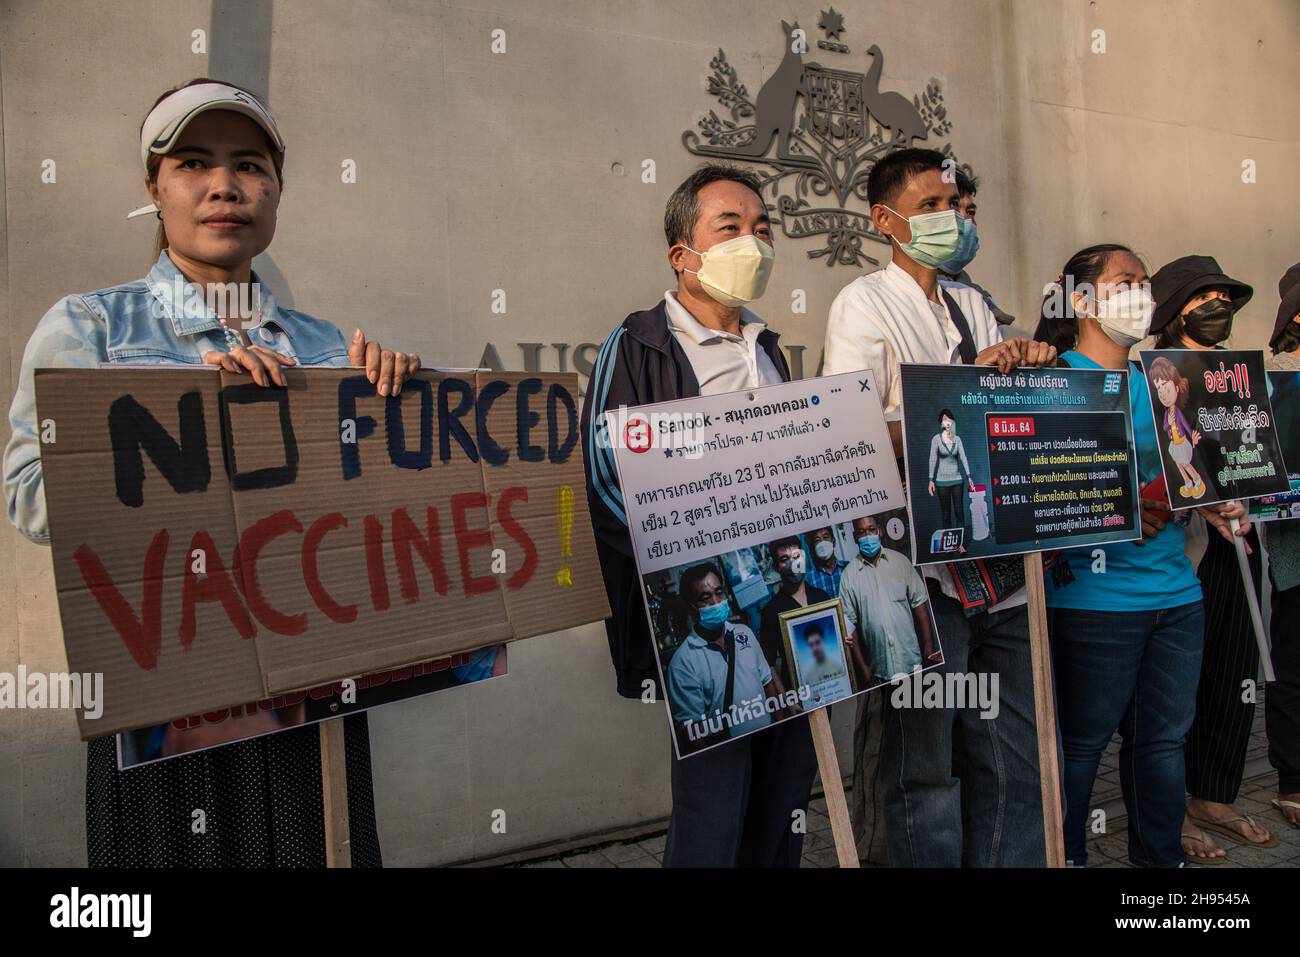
[664,291,783,396]
[823,261,1003,418]
[823,261,1025,611]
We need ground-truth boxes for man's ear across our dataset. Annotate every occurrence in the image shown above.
[669,243,691,275]
[871,203,896,241]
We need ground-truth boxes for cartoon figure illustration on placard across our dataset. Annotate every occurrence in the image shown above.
[1148,356,1205,499]
[926,408,978,550]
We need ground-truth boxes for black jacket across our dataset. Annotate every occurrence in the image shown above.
[580,300,792,698]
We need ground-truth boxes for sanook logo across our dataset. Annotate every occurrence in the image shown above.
[930,527,964,554]
[50,887,151,937]
[625,416,652,453]
[606,408,710,458]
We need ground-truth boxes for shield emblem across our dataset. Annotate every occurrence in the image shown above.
[801,64,867,153]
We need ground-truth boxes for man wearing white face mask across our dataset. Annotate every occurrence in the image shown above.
[581,165,817,868]
[824,148,1058,868]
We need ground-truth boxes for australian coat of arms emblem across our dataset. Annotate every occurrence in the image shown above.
[683,9,968,268]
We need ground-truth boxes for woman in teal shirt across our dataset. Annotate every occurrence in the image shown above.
[1033,243,1249,866]
[4,79,419,866]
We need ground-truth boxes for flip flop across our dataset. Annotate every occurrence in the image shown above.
[1188,813,1280,848]
[1271,799,1300,829]
[1180,830,1226,865]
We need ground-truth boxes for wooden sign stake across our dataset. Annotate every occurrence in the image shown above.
[808,708,860,868]
[320,718,352,868]
[1023,552,1065,867]
[1230,517,1275,681]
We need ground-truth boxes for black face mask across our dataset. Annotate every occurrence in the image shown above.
[1181,298,1235,346]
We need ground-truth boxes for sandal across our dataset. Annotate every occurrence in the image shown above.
[1180,829,1226,865]
[1271,799,1300,830]
[1188,813,1280,848]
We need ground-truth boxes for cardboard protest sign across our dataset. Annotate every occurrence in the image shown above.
[609,371,940,759]
[899,364,1142,564]
[116,646,506,769]
[1248,370,1300,521]
[34,368,607,738]
[1138,350,1290,509]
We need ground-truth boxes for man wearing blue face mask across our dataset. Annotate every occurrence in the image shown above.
[668,563,786,745]
[939,170,1016,328]
[839,515,937,687]
[662,562,811,865]
[824,148,1057,867]
[582,165,817,868]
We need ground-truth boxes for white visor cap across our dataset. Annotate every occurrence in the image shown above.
[139,82,284,171]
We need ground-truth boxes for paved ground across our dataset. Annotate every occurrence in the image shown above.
[517,702,1298,869]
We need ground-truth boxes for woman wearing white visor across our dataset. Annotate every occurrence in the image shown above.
[4,78,422,866]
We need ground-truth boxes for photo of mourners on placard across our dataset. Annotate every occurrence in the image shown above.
[1139,349,1291,508]
[648,527,919,758]
[780,601,855,706]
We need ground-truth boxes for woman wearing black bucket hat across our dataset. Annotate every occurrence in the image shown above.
[1150,255,1253,349]
[1149,255,1276,859]
[1263,263,1300,830]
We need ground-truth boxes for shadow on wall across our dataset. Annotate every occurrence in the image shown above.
[213,0,293,309]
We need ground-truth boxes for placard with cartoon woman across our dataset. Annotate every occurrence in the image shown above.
[1139,349,1291,508]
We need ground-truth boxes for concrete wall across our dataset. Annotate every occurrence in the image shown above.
[2,0,1297,866]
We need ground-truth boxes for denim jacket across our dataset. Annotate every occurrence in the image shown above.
[4,251,351,544]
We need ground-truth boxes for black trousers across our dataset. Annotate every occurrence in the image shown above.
[1269,577,1300,794]
[936,483,965,529]
[1185,529,1261,804]
[664,713,818,867]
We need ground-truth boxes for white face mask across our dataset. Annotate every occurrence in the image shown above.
[814,540,836,561]
[682,234,775,307]
[1090,286,1154,348]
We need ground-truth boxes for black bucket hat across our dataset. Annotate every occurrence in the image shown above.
[1150,255,1253,335]
[1270,262,1300,352]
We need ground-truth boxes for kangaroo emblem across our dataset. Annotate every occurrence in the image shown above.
[682,17,962,269]
[691,21,818,170]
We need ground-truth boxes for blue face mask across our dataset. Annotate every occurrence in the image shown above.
[697,599,731,629]
[883,206,978,271]
[857,534,882,559]
[937,216,980,274]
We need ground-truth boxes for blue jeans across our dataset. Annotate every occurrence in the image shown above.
[879,582,1046,866]
[1049,602,1204,867]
